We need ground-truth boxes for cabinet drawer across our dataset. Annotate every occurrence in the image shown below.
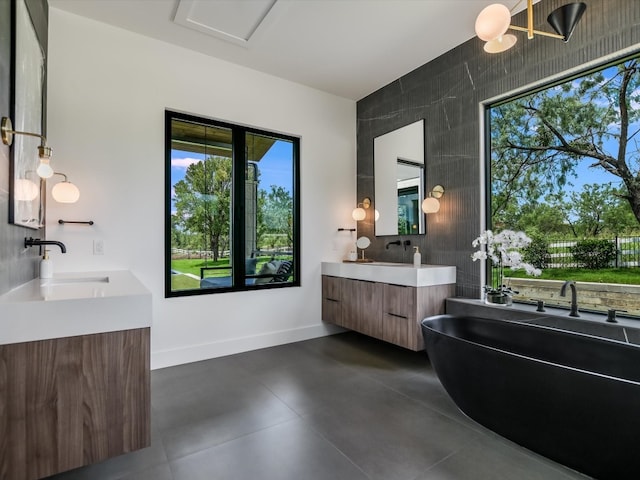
[358,280,383,339]
[382,312,410,347]
[322,276,343,325]
[384,284,414,318]
[322,275,342,301]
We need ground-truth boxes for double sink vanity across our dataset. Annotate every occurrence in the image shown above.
[321,261,456,350]
[0,271,152,480]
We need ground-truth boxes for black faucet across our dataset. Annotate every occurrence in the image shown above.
[560,280,580,317]
[385,240,401,249]
[25,237,67,254]
[607,309,627,323]
[403,240,411,251]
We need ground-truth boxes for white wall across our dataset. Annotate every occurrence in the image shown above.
[46,9,358,369]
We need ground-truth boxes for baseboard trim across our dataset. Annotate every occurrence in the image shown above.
[151,323,343,370]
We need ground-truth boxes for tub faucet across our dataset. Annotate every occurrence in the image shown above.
[24,237,67,254]
[385,240,401,249]
[560,280,580,317]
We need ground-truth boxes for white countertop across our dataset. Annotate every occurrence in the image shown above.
[321,261,456,287]
[0,270,152,345]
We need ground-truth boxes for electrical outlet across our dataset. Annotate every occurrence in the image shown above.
[93,239,104,255]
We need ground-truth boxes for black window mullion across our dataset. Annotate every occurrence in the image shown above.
[291,138,301,285]
[231,128,246,286]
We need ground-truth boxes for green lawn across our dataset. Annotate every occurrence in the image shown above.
[171,274,200,290]
[506,267,640,285]
[170,256,295,291]
[171,258,232,278]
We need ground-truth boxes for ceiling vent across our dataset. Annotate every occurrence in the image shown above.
[173,0,281,48]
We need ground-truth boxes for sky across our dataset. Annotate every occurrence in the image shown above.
[491,56,639,201]
[170,139,293,214]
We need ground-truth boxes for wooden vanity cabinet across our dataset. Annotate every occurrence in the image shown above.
[383,283,456,350]
[383,284,413,348]
[322,275,454,351]
[0,328,150,480]
[353,280,383,339]
[322,275,343,327]
[322,276,382,337]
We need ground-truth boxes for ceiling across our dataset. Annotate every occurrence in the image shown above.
[48,0,530,101]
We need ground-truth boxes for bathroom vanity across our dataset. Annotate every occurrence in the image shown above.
[321,262,455,350]
[0,271,152,480]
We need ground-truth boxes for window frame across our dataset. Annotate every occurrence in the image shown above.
[482,51,640,315]
[164,110,301,298]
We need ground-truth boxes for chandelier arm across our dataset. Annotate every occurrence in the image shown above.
[527,0,534,39]
[508,25,565,40]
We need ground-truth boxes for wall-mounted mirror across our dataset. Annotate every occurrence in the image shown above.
[10,0,46,229]
[374,119,425,236]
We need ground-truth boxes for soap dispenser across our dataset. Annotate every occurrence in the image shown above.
[40,250,53,279]
[413,246,421,267]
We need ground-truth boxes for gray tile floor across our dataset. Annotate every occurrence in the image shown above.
[48,332,589,480]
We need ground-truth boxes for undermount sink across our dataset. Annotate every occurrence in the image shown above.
[41,276,110,286]
[321,261,456,287]
[361,262,414,267]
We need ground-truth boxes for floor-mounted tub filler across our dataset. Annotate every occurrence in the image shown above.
[421,314,640,480]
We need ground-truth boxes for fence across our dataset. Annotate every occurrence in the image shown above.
[171,248,293,260]
[548,236,640,268]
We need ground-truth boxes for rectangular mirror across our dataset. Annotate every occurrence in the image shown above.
[374,119,425,236]
[10,0,46,229]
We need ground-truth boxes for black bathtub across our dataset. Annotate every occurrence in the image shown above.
[421,314,640,480]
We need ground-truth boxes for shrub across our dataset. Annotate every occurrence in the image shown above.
[570,239,617,269]
[523,236,551,269]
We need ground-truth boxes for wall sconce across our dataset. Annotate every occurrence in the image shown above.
[1,116,54,178]
[12,172,79,203]
[422,185,444,214]
[14,177,39,202]
[51,172,80,203]
[352,197,372,221]
[475,1,586,54]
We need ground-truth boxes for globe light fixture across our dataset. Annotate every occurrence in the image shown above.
[352,197,372,221]
[51,173,80,203]
[475,1,586,54]
[14,178,39,202]
[422,185,445,214]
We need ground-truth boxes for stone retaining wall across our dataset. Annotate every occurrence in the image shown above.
[504,278,640,317]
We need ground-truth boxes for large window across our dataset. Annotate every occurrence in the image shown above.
[486,54,640,316]
[165,111,300,297]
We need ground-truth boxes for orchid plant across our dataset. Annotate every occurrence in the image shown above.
[472,229,542,295]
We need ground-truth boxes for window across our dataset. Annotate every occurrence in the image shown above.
[486,53,640,316]
[165,110,300,297]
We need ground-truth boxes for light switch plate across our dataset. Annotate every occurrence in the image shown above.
[93,239,104,255]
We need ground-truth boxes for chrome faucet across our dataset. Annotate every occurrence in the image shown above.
[560,280,580,317]
[25,237,67,254]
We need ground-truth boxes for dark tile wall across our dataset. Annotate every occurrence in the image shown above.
[356,0,640,298]
[0,0,48,296]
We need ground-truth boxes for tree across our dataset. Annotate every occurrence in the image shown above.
[561,184,640,237]
[261,185,293,249]
[490,57,640,225]
[172,156,232,261]
[494,200,571,238]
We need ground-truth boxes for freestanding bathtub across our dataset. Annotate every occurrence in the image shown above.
[421,314,640,480]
